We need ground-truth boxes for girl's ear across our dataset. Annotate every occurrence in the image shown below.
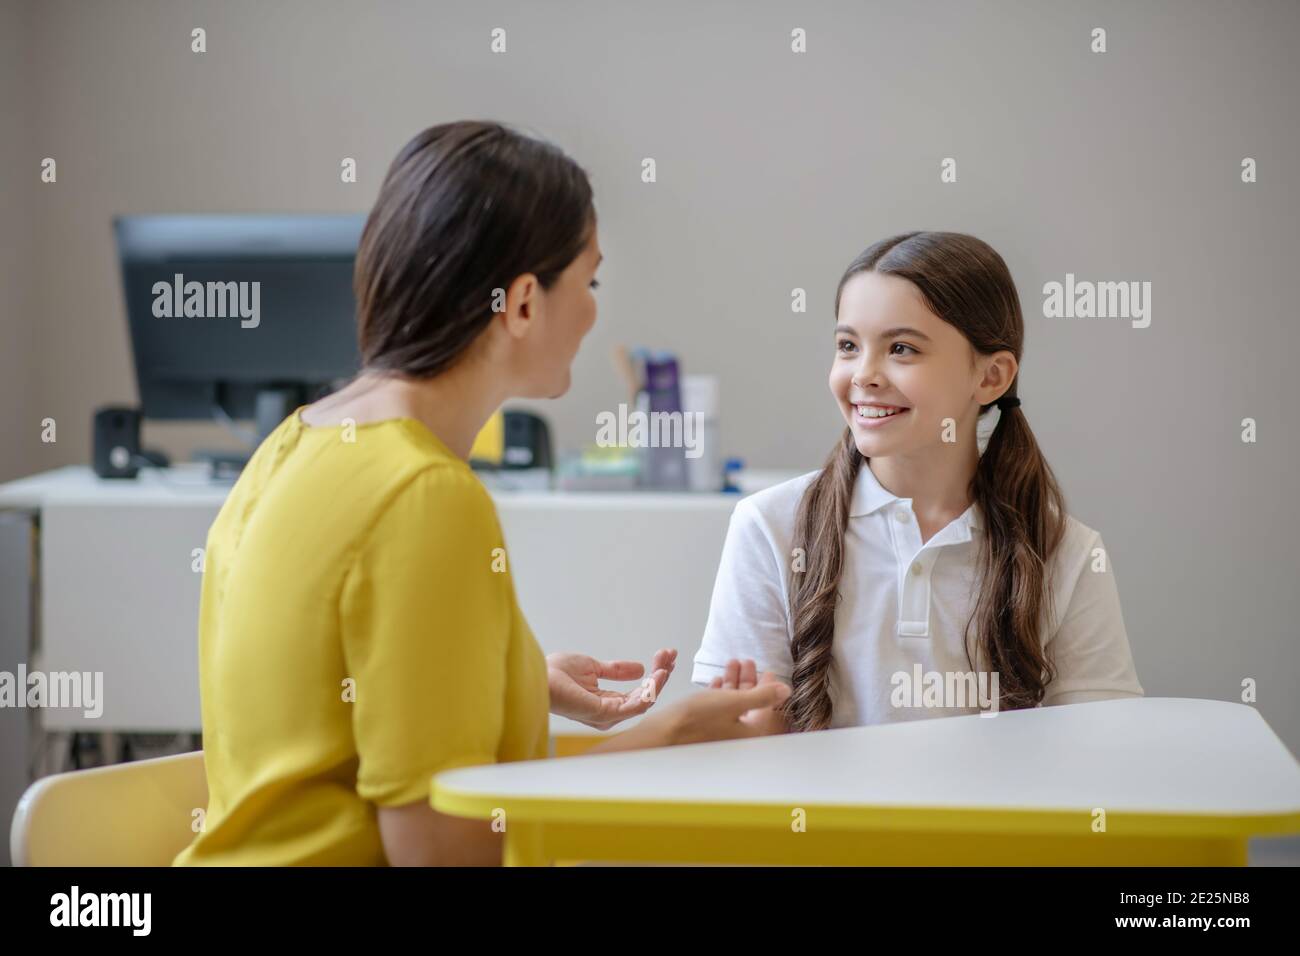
[978,350,1018,402]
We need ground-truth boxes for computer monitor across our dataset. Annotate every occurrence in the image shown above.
[113,214,365,443]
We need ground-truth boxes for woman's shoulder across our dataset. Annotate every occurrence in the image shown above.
[291,408,489,516]
[380,459,496,521]
[297,423,498,554]
[347,463,505,573]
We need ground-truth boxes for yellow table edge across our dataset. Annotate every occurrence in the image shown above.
[432,778,1300,840]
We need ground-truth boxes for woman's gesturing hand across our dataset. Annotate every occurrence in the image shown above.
[546,648,677,731]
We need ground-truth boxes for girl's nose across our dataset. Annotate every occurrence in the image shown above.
[852,353,885,388]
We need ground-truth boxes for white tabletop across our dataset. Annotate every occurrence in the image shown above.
[434,698,1300,829]
[0,465,233,507]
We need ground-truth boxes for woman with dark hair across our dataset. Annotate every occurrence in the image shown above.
[174,121,788,866]
[692,231,1143,732]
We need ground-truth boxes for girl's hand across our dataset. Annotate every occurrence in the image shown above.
[709,658,791,736]
[586,667,791,754]
[547,648,676,731]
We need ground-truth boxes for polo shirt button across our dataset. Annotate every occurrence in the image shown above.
[910,561,923,576]
[895,509,910,523]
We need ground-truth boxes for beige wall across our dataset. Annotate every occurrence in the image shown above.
[2,0,1299,749]
[0,0,36,482]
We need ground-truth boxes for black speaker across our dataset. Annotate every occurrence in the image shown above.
[502,410,553,470]
[92,406,142,479]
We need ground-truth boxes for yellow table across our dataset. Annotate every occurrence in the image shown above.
[432,698,1300,866]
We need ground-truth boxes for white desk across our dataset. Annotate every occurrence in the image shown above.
[432,697,1300,865]
[0,465,794,734]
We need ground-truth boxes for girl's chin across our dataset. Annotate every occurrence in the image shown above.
[851,432,881,454]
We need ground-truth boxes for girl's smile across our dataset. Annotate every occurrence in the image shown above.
[852,403,912,428]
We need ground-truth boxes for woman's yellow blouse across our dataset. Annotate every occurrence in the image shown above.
[173,408,549,866]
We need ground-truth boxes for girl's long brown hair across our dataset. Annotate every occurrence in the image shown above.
[785,232,1067,732]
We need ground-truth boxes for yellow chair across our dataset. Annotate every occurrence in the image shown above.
[9,750,207,866]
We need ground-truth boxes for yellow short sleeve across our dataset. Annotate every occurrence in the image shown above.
[340,465,513,807]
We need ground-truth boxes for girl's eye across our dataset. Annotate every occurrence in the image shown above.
[837,339,916,356]
[589,279,600,290]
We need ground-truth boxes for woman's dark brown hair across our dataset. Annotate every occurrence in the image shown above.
[354,120,595,377]
[785,231,1067,731]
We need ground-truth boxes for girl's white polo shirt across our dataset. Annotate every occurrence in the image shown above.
[691,463,1144,726]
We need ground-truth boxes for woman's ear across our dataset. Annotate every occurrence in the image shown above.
[501,272,541,340]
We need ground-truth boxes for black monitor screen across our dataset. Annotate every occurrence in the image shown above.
[114,214,365,420]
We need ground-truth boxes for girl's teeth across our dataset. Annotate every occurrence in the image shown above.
[859,405,904,419]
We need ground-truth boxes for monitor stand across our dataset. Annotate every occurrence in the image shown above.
[193,452,248,482]
[197,386,308,480]
[254,387,303,440]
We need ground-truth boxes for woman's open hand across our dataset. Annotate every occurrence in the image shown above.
[546,648,676,731]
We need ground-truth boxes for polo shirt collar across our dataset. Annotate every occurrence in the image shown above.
[849,459,983,534]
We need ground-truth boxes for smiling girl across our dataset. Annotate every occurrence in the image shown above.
[692,231,1143,731]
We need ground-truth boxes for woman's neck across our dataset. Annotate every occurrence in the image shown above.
[310,362,506,461]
